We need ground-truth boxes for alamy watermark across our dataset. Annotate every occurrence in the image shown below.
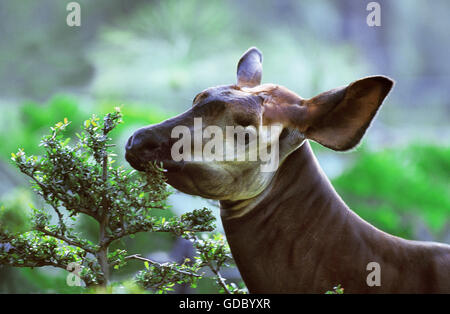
[66,2,81,27]
[66,262,83,287]
[366,2,381,27]
[366,262,381,287]
[170,118,282,172]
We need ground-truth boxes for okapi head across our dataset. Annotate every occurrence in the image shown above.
[125,47,393,202]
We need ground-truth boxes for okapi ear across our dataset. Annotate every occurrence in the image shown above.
[237,47,263,88]
[303,76,394,151]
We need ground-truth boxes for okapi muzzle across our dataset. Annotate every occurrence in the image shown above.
[125,47,450,293]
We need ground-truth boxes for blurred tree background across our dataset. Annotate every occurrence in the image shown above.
[0,0,448,293]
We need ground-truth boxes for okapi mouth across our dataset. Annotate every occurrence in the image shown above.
[125,131,185,173]
[156,159,186,172]
[124,151,146,171]
[125,150,184,173]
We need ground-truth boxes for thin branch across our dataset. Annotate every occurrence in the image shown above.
[97,121,111,285]
[44,199,66,234]
[184,232,232,294]
[36,227,96,254]
[208,262,231,294]
[106,226,211,246]
[4,260,68,270]
[27,173,100,221]
[27,177,67,233]
[125,254,202,278]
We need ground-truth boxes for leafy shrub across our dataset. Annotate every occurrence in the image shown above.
[1,109,244,293]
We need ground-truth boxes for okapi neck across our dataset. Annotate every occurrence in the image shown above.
[220,140,348,226]
[219,141,354,292]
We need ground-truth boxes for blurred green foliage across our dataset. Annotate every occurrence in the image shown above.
[0,95,84,159]
[0,95,172,164]
[89,0,367,111]
[333,144,450,241]
[0,189,32,234]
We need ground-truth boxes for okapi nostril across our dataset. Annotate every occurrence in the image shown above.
[125,136,134,150]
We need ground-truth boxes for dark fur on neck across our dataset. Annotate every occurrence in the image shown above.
[220,141,450,293]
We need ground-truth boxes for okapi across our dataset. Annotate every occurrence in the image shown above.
[125,47,450,293]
